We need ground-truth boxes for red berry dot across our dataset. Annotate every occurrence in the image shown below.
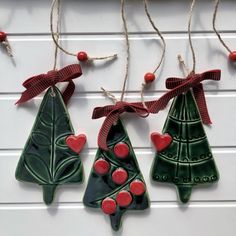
[101,198,117,215]
[130,180,146,196]
[144,72,155,84]
[114,142,129,159]
[77,51,88,62]
[112,168,128,185]
[229,51,236,62]
[94,159,110,175]
[0,31,7,41]
[116,190,132,207]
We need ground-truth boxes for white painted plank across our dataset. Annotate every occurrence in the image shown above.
[0,203,236,236]
[0,1,235,235]
[0,149,235,203]
[0,94,235,149]
[1,0,236,34]
[1,35,236,93]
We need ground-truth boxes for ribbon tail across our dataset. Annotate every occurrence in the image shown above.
[97,112,119,151]
[15,91,29,105]
[193,84,212,125]
[62,80,75,105]
[15,77,53,105]
[15,87,44,105]
[92,105,115,119]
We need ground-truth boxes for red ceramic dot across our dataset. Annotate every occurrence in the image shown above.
[114,142,129,159]
[0,31,7,41]
[94,159,110,175]
[229,51,236,62]
[144,72,155,84]
[112,168,128,185]
[116,190,132,207]
[77,51,88,62]
[101,198,117,215]
[130,180,146,196]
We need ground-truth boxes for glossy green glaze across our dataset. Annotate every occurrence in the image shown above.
[83,119,149,231]
[151,90,219,203]
[15,87,84,205]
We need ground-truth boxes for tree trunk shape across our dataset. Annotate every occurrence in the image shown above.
[15,87,84,205]
[83,119,149,231]
[42,185,57,205]
[176,185,192,203]
[110,210,125,231]
[151,90,219,203]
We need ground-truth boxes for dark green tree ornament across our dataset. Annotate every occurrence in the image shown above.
[150,90,219,203]
[15,87,85,205]
[83,119,149,231]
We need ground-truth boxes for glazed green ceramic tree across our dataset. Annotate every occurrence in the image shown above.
[15,87,84,205]
[83,119,149,231]
[151,90,219,203]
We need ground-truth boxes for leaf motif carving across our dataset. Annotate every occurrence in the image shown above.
[54,156,80,182]
[55,135,70,148]
[24,154,51,183]
[31,131,51,146]
[15,87,84,204]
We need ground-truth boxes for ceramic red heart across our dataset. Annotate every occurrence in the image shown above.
[151,132,172,152]
[66,134,87,154]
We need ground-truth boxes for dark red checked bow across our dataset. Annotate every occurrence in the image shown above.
[16,64,82,105]
[92,101,149,150]
[147,70,221,124]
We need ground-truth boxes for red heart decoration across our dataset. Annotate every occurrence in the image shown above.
[151,132,172,152]
[66,134,87,154]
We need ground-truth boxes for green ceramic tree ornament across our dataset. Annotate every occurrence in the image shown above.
[151,90,219,203]
[83,119,149,231]
[15,87,85,205]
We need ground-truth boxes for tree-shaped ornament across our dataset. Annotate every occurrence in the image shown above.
[15,0,117,205]
[148,70,221,203]
[146,0,221,203]
[15,65,86,205]
[83,117,149,231]
[83,0,167,230]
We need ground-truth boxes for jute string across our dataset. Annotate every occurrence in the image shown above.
[188,0,196,74]
[212,0,232,53]
[141,0,166,107]
[51,0,60,70]
[1,38,13,57]
[102,0,197,105]
[50,0,117,61]
[177,0,197,77]
[102,0,166,106]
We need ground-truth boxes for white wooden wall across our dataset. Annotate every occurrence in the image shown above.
[0,0,236,235]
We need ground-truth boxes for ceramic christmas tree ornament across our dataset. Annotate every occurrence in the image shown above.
[147,0,221,203]
[82,0,171,230]
[15,64,86,205]
[15,0,119,205]
[83,119,149,231]
[150,88,220,203]
[16,86,85,204]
